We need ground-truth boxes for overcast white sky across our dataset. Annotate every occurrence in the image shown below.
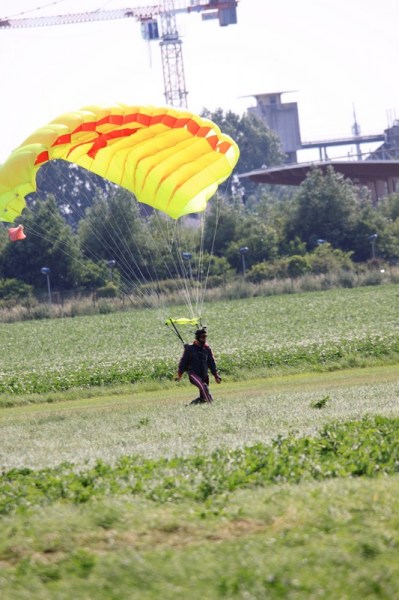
[0,0,397,164]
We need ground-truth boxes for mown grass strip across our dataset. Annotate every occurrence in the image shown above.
[1,415,399,515]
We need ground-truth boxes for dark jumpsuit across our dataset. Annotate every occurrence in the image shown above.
[178,341,218,403]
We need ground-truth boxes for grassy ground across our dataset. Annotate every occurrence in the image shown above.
[1,364,399,598]
[2,475,399,599]
[0,364,398,470]
[1,285,399,598]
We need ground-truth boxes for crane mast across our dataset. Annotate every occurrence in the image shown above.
[159,1,187,107]
[0,1,238,109]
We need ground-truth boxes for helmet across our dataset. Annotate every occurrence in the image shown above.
[195,327,207,340]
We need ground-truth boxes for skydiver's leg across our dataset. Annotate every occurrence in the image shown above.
[189,373,213,403]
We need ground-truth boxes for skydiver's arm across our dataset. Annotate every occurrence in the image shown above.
[207,346,218,376]
[177,346,191,377]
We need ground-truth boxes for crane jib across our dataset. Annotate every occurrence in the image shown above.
[0,2,238,109]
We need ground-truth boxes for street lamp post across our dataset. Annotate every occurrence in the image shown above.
[368,234,378,260]
[107,260,116,281]
[182,252,193,280]
[239,246,249,278]
[40,267,52,305]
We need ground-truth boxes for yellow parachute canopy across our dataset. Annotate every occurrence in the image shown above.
[0,104,240,222]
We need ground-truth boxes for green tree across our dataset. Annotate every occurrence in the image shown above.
[246,260,283,283]
[36,160,116,230]
[287,166,364,252]
[203,197,242,257]
[285,255,311,280]
[1,196,80,291]
[78,188,198,284]
[373,193,399,261]
[225,220,280,272]
[78,189,149,281]
[377,193,399,221]
[374,219,399,262]
[0,278,34,307]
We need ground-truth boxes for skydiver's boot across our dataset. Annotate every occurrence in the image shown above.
[186,398,201,406]
[189,397,202,405]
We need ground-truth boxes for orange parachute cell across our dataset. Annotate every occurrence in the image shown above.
[0,104,240,222]
[8,224,26,241]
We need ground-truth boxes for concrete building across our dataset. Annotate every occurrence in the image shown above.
[246,91,301,163]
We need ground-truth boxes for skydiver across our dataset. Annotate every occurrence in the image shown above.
[176,327,221,405]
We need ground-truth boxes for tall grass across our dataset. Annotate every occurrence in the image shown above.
[0,285,398,394]
[1,266,398,323]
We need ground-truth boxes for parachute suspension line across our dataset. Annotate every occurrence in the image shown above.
[77,177,198,319]
[13,214,151,311]
[197,193,221,318]
[202,209,212,315]
[170,219,197,317]
[150,210,197,317]
[17,218,90,274]
[23,178,162,312]
[31,169,155,304]
[19,170,231,324]
[176,215,206,320]
[23,162,203,320]
[91,194,164,299]
[44,162,180,312]
[17,203,143,302]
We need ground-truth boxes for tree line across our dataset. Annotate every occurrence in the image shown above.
[0,109,398,302]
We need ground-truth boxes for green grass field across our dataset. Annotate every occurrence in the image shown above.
[1,284,398,395]
[1,284,399,598]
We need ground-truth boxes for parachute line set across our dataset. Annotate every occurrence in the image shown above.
[0,103,240,338]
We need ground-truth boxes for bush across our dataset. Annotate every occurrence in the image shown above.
[247,262,278,283]
[95,282,119,299]
[285,255,311,280]
[361,271,383,286]
[336,271,356,288]
[246,259,288,283]
[310,243,354,274]
[0,278,34,307]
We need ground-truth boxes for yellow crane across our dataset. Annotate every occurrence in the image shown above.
[0,1,238,108]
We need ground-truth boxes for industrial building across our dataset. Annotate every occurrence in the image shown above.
[241,91,399,202]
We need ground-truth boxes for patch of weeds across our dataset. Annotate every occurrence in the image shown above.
[2,416,399,515]
[92,506,121,530]
[311,395,330,409]
[137,417,150,428]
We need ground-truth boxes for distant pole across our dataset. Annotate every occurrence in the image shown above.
[107,260,116,281]
[368,234,378,260]
[40,267,52,305]
[239,246,249,278]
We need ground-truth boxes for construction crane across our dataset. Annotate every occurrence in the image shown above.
[0,1,238,108]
